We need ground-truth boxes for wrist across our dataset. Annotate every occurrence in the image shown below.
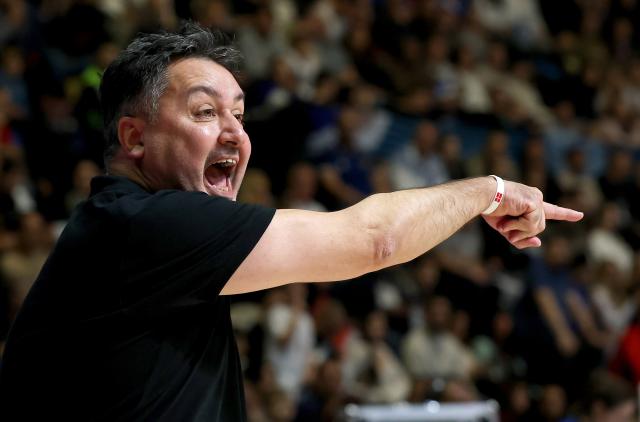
[482,175,504,215]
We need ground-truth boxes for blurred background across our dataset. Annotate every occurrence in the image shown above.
[1,0,640,420]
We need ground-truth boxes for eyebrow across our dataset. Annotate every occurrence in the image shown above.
[186,85,245,102]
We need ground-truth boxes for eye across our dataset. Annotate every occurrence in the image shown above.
[195,108,216,119]
[234,113,245,126]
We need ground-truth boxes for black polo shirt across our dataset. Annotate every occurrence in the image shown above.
[0,175,275,421]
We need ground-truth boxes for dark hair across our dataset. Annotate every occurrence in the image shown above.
[576,370,635,416]
[99,22,243,165]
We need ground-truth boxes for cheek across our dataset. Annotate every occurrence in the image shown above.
[179,125,217,163]
[243,136,252,159]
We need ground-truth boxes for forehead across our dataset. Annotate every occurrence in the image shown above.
[165,57,243,101]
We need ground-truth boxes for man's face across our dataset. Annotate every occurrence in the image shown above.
[139,57,249,200]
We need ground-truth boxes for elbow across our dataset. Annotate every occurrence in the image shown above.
[369,224,399,270]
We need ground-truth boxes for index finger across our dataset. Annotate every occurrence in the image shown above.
[543,202,584,222]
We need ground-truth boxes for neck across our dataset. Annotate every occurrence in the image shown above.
[106,158,154,192]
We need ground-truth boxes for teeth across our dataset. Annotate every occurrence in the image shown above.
[213,159,237,168]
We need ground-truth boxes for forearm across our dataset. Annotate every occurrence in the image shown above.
[535,288,574,339]
[223,175,582,295]
[349,177,496,268]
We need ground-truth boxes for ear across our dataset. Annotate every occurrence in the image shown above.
[117,116,146,159]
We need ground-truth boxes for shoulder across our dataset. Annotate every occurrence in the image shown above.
[132,189,274,233]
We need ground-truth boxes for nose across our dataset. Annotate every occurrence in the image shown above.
[218,110,246,147]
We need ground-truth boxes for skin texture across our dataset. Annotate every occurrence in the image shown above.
[109,57,583,296]
[111,58,249,200]
[224,178,582,294]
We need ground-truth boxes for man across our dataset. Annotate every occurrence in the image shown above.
[0,23,582,421]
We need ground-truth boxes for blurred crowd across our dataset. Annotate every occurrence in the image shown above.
[2,0,640,420]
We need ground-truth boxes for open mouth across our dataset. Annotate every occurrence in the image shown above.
[204,158,237,195]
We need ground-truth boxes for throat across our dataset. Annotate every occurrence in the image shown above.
[205,165,232,193]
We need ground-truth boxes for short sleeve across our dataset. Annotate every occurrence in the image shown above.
[119,190,275,310]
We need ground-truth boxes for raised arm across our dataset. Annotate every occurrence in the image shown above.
[221,176,583,295]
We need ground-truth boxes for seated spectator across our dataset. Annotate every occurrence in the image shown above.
[282,25,323,101]
[536,384,569,422]
[401,296,478,401]
[591,261,636,357]
[500,380,534,422]
[544,100,583,175]
[65,159,101,213]
[386,120,449,190]
[556,147,603,216]
[237,168,276,207]
[516,232,606,395]
[598,149,635,208]
[439,133,467,180]
[0,45,29,119]
[465,130,519,180]
[342,310,410,404]
[435,219,501,336]
[610,309,640,386]
[236,6,287,82]
[312,298,356,360]
[454,44,492,115]
[473,0,550,50]
[264,284,316,399]
[0,212,52,318]
[0,156,35,227]
[280,162,326,212]
[587,202,634,278]
[503,59,555,126]
[295,356,346,422]
[312,106,374,208]
[264,389,297,422]
[562,370,636,422]
[472,311,526,395]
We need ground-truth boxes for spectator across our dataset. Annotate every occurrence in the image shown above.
[401,296,478,401]
[598,149,635,207]
[0,45,28,119]
[312,105,374,208]
[65,159,101,214]
[518,232,606,396]
[237,168,276,207]
[439,133,466,180]
[295,356,346,422]
[466,130,519,180]
[281,162,326,212]
[0,212,52,318]
[454,44,492,115]
[263,284,315,399]
[536,384,569,422]
[610,310,640,385]
[556,147,604,216]
[562,370,636,422]
[236,6,287,82]
[591,261,636,357]
[587,202,635,278]
[2,2,640,419]
[342,310,410,403]
[387,120,449,190]
[282,25,323,101]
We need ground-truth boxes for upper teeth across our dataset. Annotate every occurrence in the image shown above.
[214,159,236,167]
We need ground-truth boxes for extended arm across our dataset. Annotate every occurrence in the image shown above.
[221,176,582,295]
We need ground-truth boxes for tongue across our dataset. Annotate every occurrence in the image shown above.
[205,166,229,190]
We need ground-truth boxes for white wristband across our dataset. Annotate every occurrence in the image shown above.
[482,175,504,215]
